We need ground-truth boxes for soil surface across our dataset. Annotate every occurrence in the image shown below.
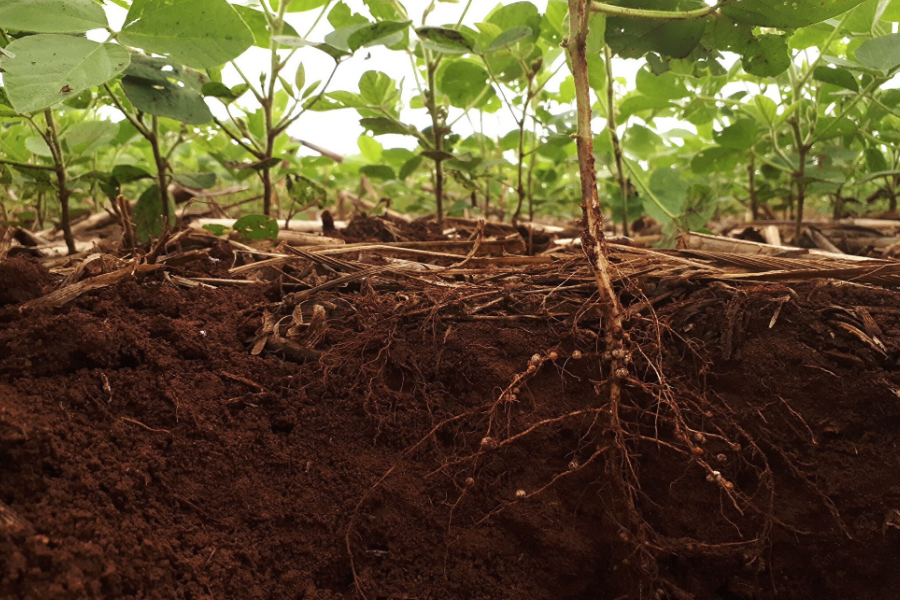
[1,254,899,600]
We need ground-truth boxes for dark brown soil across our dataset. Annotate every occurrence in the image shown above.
[335,215,447,243]
[1,256,899,600]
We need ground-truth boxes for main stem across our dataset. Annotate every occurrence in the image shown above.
[149,116,171,222]
[44,109,75,255]
[426,59,445,226]
[566,0,636,545]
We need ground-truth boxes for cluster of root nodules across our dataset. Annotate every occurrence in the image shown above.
[2,259,900,600]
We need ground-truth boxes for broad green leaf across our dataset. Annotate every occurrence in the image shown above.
[742,34,791,77]
[714,119,757,150]
[722,0,868,28]
[286,0,330,12]
[201,81,249,103]
[119,0,254,69]
[645,166,688,222]
[788,22,832,50]
[691,147,742,173]
[618,95,673,120]
[0,35,130,114]
[485,26,533,52]
[328,1,367,28]
[437,60,493,108]
[120,54,212,124]
[62,120,118,155]
[866,146,889,172]
[359,70,399,113]
[486,1,541,43]
[233,5,299,48]
[122,76,213,124]
[173,172,216,189]
[25,136,53,157]
[813,65,859,90]
[635,68,689,100]
[399,155,423,179]
[0,0,108,33]
[362,0,405,21]
[624,124,663,160]
[134,185,176,242]
[741,95,778,126]
[233,214,279,240]
[358,135,383,162]
[813,116,857,140]
[347,20,410,50]
[416,26,473,54]
[360,117,415,136]
[360,164,395,180]
[112,164,153,183]
[843,0,882,32]
[606,0,706,59]
[855,34,900,74]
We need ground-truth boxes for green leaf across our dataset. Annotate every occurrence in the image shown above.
[122,76,213,125]
[359,164,395,180]
[485,26,533,52]
[416,26,473,54]
[645,166,688,222]
[62,120,118,155]
[112,164,153,184]
[437,60,493,108]
[134,185,176,242]
[635,68,689,100]
[486,1,541,43]
[813,65,859,90]
[742,34,791,77]
[286,0,330,12]
[399,155,423,179]
[606,0,706,59]
[714,119,757,150]
[855,34,900,74]
[119,0,254,69]
[623,124,663,160]
[347,20,410,50]
[328,1,367,28]
[722,0,868,28]
[691,147,742,174]
[360,117,415,136]
[617,95,673,120]
[294,63,306,92]
[233,214,279,241]
[0,0,108,33]
[357,135,383,162]
[173,172,216,189]
[741,95,778,126]
[0,35,130,114]
[25,136,53,157]
[359,70,399,113]
[233,5,299,48]
[202,81,248,103]
[866,146,889,172]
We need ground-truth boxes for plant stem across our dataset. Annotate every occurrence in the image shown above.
[566,0,637,566]
[591,0,720,19]
[604,45,630,235]
[0,158,57,172]
[149,116,171,222]
[43,109,75,255]
[426,57,445,225]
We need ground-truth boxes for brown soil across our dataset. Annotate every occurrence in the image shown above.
[1,255,899,600]
[334,215,447,243]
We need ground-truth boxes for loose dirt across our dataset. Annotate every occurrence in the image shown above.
[1,253,899,600]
